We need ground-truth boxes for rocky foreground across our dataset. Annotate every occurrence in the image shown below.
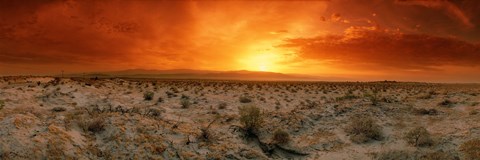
[0,77,479,159]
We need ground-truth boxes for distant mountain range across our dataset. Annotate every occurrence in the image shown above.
[65,69,348,81]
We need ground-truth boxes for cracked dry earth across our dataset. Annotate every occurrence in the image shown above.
[0,76,479,159]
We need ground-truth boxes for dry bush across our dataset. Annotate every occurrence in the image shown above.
[303,99,318,108]
[336,93,358,101]
[218,102,227,109]
[404,127,433,147]
[206,152,223,160]
[46,138,66,159]
[469,110,478,115]
[345,115,383,143]
[375,150,415,160]
[471,102,479,106]
[79,117,105,134]
[181,94,190,99]
[180,98,191,108]
[51,106,66,112]
[88,118,105,133]
[198,118,218,142]
[143,91,154,101]
[460,139,480,160]
[0,100,4,110]
[166,91,177,98]
[413,108,438,116]
[375,150,457,160]
[239,105,263,135]
[145,108,163,117]
[421,150,458,160]
[439,99,455,107]
[272,129,290,144]
[239,95,252,103]
[365,93,380,106]
[157,97,163,103]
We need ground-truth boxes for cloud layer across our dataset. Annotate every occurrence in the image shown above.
[281,26,480,70]
[0,0,479,81]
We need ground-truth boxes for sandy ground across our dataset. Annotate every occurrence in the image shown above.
[0,76,479,160]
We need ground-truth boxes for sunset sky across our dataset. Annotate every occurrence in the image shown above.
[1,0,480,82]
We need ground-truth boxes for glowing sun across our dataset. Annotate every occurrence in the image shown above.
[259,65,268,72]
[239,52,280,72]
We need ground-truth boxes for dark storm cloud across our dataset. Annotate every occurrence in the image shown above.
[0,0,197,65]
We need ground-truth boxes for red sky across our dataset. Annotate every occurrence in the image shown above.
[1,0,480,82]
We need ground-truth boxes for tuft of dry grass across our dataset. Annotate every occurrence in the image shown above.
[460,139,480,160]
[143,91,154,101]
[345,115,383,143]
[218,102,227,109]
[413,108,438,116]
[404,126,433,147]
[86,118,105,133]
[239,95,252,103]
[198,118,218,142]
[180,98,191,108]
[239,105,263,135]
[145,108,163,117]
[0,100,4,110]
[272,129,290,144]
[439,99,455,107]
[375,150,457,160]
[421,150,458,160]
[469,110,478,115]
[374,150,415,160]
[51,106,66,112]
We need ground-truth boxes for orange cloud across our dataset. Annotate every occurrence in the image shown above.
[281,26,480,70]
[395,0,474,28]
[1,0,480,82]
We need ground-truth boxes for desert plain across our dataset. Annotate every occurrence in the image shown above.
[0,76,479,160]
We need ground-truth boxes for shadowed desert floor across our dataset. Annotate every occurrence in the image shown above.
[0,77,479,160]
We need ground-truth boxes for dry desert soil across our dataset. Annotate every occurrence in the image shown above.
[0,77,479,160]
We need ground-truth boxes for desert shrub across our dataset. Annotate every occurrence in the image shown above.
[272,129,290,144]
[144,91,154,101]
[375,150,415,160]
[51,106,66,112]
[87,118,105,133]
[469,110,478,115]
[206,152,222,160]
[146,108,163,117]
[345,115,383,143]
[165,91,177,98]
[404,127,433,147]
[0,100,4,110]
[239,105,263,135]
[413,108,438,115]
[50,77,61,86]
[421,150,458,160]
[460,139,480,160]
[375,150,457,160]
[365,92,380,106]
[181,94,190,99]
[239,95,252,103]
[180,98,191,108]
[303,99,318,108]
[199,118,218,142]
[336,93,358,101]
[439,99,455,107]
[218,102,227,109]
[471,102,479,106]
